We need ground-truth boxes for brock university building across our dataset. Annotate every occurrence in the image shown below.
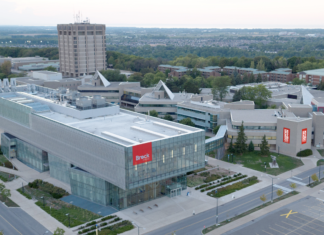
[0,81,205,210]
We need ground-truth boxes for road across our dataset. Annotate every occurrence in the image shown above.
[144,166,324,235]
[0,202,52,235]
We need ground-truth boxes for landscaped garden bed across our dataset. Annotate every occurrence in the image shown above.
[187,167,235,187]
[18,179,101,227]
[0,154,17,170]
[221,151,303,176]
[197,174,248,192]
[86,220,134,235]
[207,176,258,198]
[77,216,123,234]
[317,149,324,157]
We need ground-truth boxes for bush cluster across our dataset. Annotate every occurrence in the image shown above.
[204,174,222,183]
[201,175,247,192]
[297,149,313,157]
[29,179,69,199]
[86,220,134,235]
[207,176,258,197]
[78,217,123,234]
[101,215,117,221]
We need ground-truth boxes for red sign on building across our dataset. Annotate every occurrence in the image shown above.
[302,128,307,144]
[133,142,152,165]
[283,128,290,144]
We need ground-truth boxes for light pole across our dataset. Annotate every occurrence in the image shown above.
[40,196,45,207]
[132,222,145,235]
[268,175,279,203]
[66,213,70,228]
[319,165,321,180]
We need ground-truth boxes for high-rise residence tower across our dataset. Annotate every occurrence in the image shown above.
[57,21,106,77]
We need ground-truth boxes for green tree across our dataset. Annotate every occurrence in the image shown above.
[1,188,11,202]
[44,66,57,72]
[291,77,305,85]
[189,68,201,78]
[253,84,272,108]
[0,183,4,192]
[128,72,143,82]
[179,118,195,127]
[211,76,231,101]
[248,141,254,152]
[163,114,173,121]
[242,73,249,84]
[107,56,115,66]
[213,125,220,135]
[53,228,65,235]
[235,121,247,154]
[164,69,170,78]
[141,73,155,87]
[149,110,158,117]
[249,73,255,83]
[100,69,127,82]
[183,77,200,94]
[256,73,262,83]
[256,59,266,71]
[228,139,235,153]
[250,61,255,69]
[1,61,11,76]
[260,135,270,156]
[289,183,297,190]
[267,104,277,109]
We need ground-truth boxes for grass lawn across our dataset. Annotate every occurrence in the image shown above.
[0,195,19,207]
[317,149,324,157]
[0,171,17,182]
[222,151,303,176]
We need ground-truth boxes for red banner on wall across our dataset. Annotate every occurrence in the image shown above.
[302,128,307,144]
[133,142,152,165]
[283,128,290,144]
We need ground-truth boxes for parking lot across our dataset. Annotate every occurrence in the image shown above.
[225,196,324,235]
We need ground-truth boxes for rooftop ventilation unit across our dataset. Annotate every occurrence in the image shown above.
[10,78,17,92]
[0,80,3,93]
[92,95,106,108]
[76,96,92,110]
[3,78,10,92]
[66,91,81,105]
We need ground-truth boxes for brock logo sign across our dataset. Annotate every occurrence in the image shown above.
[133,142,152,165]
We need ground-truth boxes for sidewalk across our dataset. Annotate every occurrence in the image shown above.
[210,180,324,235]
[1,177,74,234]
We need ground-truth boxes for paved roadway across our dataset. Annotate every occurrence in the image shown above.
[144,166,324,235]
[0,202,52,235]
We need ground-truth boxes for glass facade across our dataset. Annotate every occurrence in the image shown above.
[139,104,176,107]
[205,138,224,153]
[16,139,49,172]
[210,115,218,129]
[0,96,32,127]
[48,154,71,184]
[232,125,277,130]
[1,133,17,159]
[69,165,187,210]
[125,131,205,189]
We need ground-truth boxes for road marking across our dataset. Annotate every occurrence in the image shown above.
[261,229,273,235]
[287,179,307,186]
[0,214,23,235]
[292,176,303,181]
[163,189,276,235]
[269,226,286,234]
[273,184,292,193]
[286,218,319,235]
[285,218,324,233]
[281,210,298,218]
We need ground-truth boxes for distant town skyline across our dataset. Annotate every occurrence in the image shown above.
[1,0,323,28]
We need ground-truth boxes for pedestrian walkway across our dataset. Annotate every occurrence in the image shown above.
[1,177,74,235]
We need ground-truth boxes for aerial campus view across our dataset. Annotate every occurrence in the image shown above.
[1,1,324,235]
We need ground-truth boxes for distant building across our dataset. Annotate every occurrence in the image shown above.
[298,68,324,85]
[77,71,153,108]
[158,65,221,79]
[18,62,60,71]
[269,69,295,83]
[57,22,106,78]
[0,56,48,67]
[135,80,212,119]
[32,71,62,81]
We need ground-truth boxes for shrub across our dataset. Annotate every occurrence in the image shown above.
[297,149,313,157]
[101,215,116,221]
[199,172,210,177]
[4,161,14,169]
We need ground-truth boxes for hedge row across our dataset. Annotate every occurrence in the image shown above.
[207,176,258,198]
[195,173,242,190]
[200,175,247,192]
[297,149,313,157]
[78,217,121,234]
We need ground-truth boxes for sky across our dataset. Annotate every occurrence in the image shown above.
[1,0,324,28]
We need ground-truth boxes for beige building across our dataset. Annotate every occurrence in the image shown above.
[57,22,106,78]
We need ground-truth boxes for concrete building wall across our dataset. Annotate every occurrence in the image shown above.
[312,112,324,146]
[276,118,312,155]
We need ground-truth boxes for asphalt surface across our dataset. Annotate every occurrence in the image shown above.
[0,202,52,235]
[224,196,324,235]
[144,166,324,235]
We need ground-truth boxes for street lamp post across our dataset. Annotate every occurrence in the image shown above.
[132,222,145,235]
[66,213,70,228]
[319,165,321,180]
[268,175,279,203]
[22,182,24,193]
[309,176,311,186]
[215,189,219,225]
[40,196,45,207]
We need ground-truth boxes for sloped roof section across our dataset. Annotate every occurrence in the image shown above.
[94,70,110,87]
[154,80,175,100]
